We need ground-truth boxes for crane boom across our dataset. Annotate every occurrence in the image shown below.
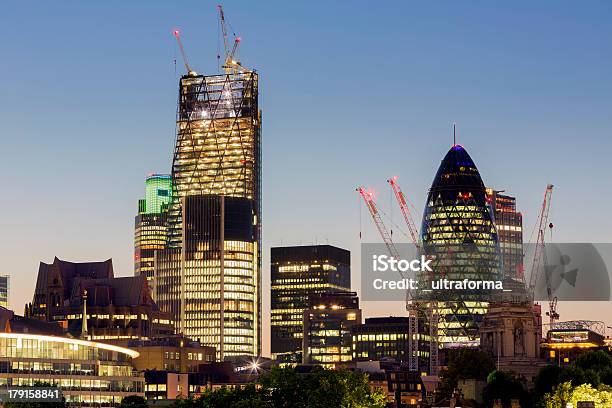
[528,184,553,294]
[357,187,400,260]
[173,30,194,75]
[217,4,229,60]
[358,185,426,374]
[388,176,420,248]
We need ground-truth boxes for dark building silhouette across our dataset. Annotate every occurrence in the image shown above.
[351,316,429,372]
[271,245,351,363]
[28,257,173,344]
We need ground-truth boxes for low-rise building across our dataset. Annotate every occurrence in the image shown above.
[129,336,215,373]
[0,307,144,407]
[541,321,608,366]
[351,316,430,373]
[144,362,249,400]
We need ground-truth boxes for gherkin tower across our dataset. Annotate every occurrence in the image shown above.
[419,144,501,348]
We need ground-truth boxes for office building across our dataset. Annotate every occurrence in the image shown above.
[418,144,502,348]
[0,308,144,406]
[302,292,361,368]
[271,245,351,363]
[351,316,429,372]
[135,174,172,286]
[154,64,262,360]
[0,275,8,309]
[27,257,173,343]
[486,188,523,280]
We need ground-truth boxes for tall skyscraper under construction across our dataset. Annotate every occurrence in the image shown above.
[155,30,261,359]
[135,174,172,288]
[419,144,502,349]
[486,189,523,280]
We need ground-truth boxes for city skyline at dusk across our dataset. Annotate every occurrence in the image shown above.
[1,1,612,358]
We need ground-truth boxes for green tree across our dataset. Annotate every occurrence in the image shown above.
[543,382,612,408]
[437,349,495,400]
[118,395,149,408]
[534,364,562,399]
[543,381,573,408]
[575,350,612,374]
[482,370,530,408]
[184,367,387,408]
[559,366,587,386]
[600,367,612,386]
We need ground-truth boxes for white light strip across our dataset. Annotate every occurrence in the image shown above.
[0,332,140,358]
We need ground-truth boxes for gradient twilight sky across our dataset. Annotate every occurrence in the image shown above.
[1,1,611,355]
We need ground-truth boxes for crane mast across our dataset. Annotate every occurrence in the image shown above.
[528,184,558,326]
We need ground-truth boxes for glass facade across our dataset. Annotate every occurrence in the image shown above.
[419,144,502,348]
[351,317,430,372]
[0,333,143,407]
[155,71,261,360]
[486,188,523,280]
[270,245,351,363]
[135,175,172,284]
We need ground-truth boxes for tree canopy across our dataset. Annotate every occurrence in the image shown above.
[173,366,387,408]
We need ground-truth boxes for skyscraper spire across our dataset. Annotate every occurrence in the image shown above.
[453,123,457,146]
[81,289,88,339]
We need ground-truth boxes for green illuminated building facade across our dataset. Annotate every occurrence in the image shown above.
[135,175,172,286]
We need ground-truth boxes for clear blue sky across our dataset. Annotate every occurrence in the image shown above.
[1,1,611,354]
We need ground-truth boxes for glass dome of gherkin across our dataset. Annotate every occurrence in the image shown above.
[419,144,502,347]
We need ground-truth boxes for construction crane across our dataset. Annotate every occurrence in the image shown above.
[358,185,424,373]
[387,177,438,375]
[173,30,196,76]
[217,4,243,73]
[528,184,559,326]
[357,186,400,260]
[387,176,420,248]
